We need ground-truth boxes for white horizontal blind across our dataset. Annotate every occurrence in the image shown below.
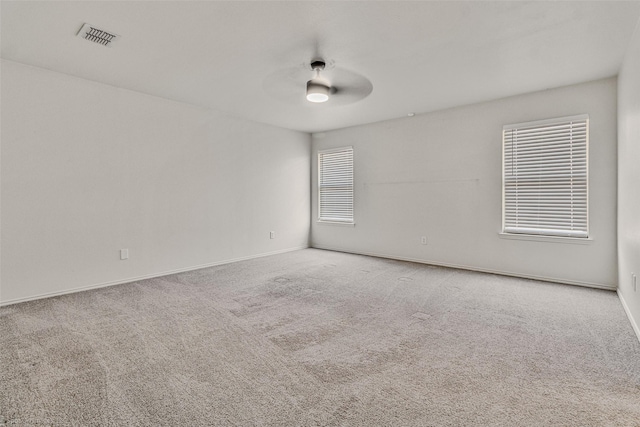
[503,115,588,238]
[318,147,354,223]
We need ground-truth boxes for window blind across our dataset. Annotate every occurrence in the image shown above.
[503,115,588,238]
[318,147,354,223]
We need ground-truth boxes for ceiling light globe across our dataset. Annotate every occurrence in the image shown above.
[307,92,329,103]
[306,80,330,103]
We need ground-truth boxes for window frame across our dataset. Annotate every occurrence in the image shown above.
[501,114,589,241]
[317,146,354,225]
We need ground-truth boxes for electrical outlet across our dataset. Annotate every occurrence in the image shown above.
[270,231,275,239]
[421,236,427,245]
[120,249,129,260]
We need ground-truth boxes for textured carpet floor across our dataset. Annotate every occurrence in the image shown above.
[1,249,639,426]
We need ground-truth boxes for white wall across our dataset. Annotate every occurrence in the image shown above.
[0,60,310,304]
[312,78,618,289]
[618,19,640,339]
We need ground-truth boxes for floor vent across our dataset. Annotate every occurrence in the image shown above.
[77,23,119,47]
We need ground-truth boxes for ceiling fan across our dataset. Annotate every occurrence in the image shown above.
[263,58,373,106]
[306,60,332,103]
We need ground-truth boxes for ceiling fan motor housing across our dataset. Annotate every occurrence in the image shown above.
[306,80,330,102]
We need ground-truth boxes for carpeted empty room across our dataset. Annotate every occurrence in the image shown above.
[2,249,639,426]
[4,2,640,426]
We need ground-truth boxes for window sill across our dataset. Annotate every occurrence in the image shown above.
[498,232,592,245]
[317,220,355,227]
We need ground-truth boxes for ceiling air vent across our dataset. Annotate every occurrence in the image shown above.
[76,23,120,48]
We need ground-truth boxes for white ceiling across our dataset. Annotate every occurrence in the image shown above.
[2,1,640,133]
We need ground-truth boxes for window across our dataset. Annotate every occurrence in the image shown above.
[502,115,588,238]
[318,146,354,223]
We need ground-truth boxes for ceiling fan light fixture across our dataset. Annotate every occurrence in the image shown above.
[306,59,330,103]
[306,80,330,103]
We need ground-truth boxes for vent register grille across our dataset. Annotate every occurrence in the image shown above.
[76,23,119,47]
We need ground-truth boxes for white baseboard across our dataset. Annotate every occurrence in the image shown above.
[311,244,617,291]
[618,290,640,344]
[0,246,308,307]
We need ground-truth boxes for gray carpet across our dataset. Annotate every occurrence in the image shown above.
[1,249,639,426]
